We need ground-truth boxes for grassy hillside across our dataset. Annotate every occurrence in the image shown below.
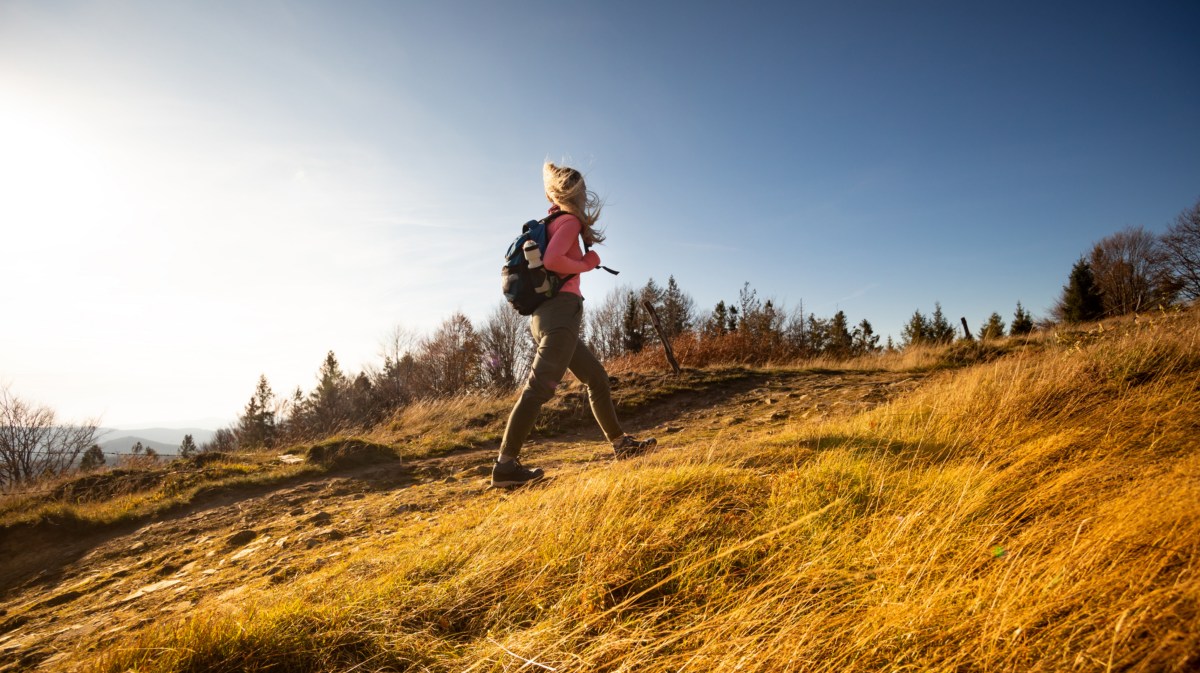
[6,309,1199,672]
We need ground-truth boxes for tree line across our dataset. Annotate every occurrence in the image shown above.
[4,198,1197,487]
[1054,199,1200,322]
[224,197,1200,451]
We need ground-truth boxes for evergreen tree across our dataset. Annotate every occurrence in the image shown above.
[237,374,277,448]
[929,302,956,343]
[347,372,381,427]
[806,313,831,354]
[660,275,695,339]
[704,301,729,338]
[826,310,853,358]
[309,351,349,432]
[851,318,881,355]
[179,434,198,458]
[979,313,1006,340]
[621,292,645,353]
[1055,259,1104,322]
[900,310,930,348]
[1010,301,1034,335]
[79,444,105,471]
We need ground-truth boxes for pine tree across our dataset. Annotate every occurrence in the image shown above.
[979,312,1006,340]
[1011,301,1034,335]
[851,318,881,355]
[79,444,105,471]
[704,301,729,338]
[1056,259,1104,322]
[621,292,645,353]
[179,434,198,458]
[826,310,853,358]
[929,302,956,343]
[238,374,277,449]
[806,313,831,354]
[660,275,695,339]
[901,310,930,348]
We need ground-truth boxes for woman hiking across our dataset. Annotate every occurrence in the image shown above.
[492,163,656,487]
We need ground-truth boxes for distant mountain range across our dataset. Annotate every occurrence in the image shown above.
[97,428,217,457]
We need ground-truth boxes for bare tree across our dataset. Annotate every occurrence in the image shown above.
[0,386,99,487]
[480,302,534,390]
[1161,199,1200,301]
[1089,226,1170,315]
[585,285,630,361]
[413,312,483,397]
[367,324,421,415]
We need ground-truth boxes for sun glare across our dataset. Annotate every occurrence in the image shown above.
[0,91,125,254]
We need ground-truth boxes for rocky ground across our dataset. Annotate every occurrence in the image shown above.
[0,368,922,671]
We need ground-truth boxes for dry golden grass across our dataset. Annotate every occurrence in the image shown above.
[80,309,1200,671]
[0,451,319,530]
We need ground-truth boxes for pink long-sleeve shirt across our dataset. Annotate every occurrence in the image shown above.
[543,207,601,298]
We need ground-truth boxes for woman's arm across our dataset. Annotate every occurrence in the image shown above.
[544,215,601,275]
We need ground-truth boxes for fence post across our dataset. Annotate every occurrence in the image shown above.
[641,300,682,374]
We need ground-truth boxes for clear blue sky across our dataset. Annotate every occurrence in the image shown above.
[2,1,1198,427]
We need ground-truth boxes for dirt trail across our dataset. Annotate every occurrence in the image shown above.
[0,368,921,671]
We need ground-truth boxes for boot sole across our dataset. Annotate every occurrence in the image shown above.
[490,475,546,489]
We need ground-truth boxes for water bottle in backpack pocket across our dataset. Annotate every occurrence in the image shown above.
[501,213,573,316]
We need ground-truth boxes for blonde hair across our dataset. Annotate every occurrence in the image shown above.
[543,162,605,245]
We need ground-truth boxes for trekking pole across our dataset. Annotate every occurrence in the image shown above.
[641,300,682,375]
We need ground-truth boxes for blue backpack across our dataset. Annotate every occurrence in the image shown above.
[501,212,617,315]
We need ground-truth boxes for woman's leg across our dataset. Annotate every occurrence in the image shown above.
[567,339,624,442]
[498,294,583,460]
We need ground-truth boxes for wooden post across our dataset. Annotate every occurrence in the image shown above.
[960,317,974,340]
[641,300,682,374]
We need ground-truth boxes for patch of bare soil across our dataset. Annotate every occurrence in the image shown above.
[0,368,921,671]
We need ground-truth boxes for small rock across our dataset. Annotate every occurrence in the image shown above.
[230,546,261,562]
[227,530,257,547]
[308,511,333,525]
[473,464,493,477]
[289,507,305,517]
[664,425,684,433]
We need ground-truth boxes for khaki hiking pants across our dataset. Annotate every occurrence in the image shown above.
[500,292,623,458]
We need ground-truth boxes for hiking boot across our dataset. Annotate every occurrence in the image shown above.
[612,434,657,459]
[491,458,545,488]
